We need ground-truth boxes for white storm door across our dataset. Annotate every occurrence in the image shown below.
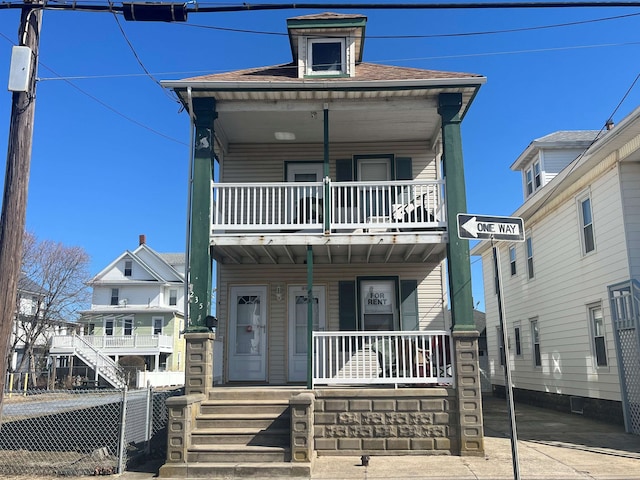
[228,286,267,381]
[288,285,326,382]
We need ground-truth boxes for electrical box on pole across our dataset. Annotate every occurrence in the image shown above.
[8,46,32,92]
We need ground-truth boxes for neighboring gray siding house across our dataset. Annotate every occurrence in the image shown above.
[472,108,640,435]
[159,12,487,477]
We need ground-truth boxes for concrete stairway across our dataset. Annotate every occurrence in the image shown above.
[183,387,310,478]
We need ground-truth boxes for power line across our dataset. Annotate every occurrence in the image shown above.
[181,11,640,38]
[4,1,640,14]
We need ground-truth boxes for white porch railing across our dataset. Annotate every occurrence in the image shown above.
[312,331,454,388]
[212,179,445,233]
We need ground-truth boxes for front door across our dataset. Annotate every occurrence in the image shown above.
[228,286,267,381]
[357,157,392,220]
[286,162,324,225]
[288,285,326,382]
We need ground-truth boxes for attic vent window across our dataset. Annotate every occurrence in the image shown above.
[308,38,345,75]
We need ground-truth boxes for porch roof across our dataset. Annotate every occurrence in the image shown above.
[211,232,447,265]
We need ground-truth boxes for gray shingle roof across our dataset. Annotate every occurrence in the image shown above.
[179,62,483,84]
[533,130,599,144]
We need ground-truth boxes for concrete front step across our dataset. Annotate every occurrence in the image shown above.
[207,387,305,401]
[196,413,290,429]
[200,399,290,416]
[159,461,311,479]
[192,427,290,446]
[187,444,289,463]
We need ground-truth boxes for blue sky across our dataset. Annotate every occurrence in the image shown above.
[1,1,639,312]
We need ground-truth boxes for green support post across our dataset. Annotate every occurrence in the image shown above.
[306,246,314,389]
[323,106,330,233]
[438,93,474,331]
[187,97,217,332]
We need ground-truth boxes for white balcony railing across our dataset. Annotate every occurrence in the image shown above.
[51,334,173,351]
[212,179,445,233]
[312,331,454,388]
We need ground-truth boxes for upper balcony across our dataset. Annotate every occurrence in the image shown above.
[50,334,174,357]
[211,178,447,265]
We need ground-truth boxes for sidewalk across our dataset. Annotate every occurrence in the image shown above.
[124,395,640,479]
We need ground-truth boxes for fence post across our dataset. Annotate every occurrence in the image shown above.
[145,386,153,455]
[117,387,128,473]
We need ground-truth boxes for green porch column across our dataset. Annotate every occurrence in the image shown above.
[438,93,474,331]
[188,97,217,332]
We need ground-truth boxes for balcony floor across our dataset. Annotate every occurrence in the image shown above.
[211,230,447,265]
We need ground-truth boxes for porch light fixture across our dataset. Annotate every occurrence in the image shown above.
[275,285,283,302]
[274,132,295,141]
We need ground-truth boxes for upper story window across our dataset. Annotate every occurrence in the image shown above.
[124,260,132,277]
[169,289,178,306]
[578,194,595,254]
[105,318,114,336]
[123,317,133,336]
[509,245,517,276]
[526,235,534,280]
[110,288,119,306]
[514,325,522,356]
[307,38,345,75]
[153,317,163,335]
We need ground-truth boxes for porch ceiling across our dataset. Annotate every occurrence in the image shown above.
[213,96,441,146]
[210,232,447,265]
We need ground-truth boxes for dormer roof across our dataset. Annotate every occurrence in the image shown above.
[511,130,599,171]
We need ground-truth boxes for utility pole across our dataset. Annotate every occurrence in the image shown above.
[0,0,43,407]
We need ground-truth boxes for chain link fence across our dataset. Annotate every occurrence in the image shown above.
[0,386,182,476]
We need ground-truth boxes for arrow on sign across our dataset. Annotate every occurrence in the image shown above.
[461,216,521,238]
[457,214,525,242]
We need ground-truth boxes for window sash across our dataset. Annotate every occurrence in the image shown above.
[124,260,132,277]
[514,326,522,356]
[307,38,345,74]
[590,306,607,367]
[509,246,516,276]
[110,288,119,306]
[526,237,534,279]
[531,320,541,367]
[581,197,595,253]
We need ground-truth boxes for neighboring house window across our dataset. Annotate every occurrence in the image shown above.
[85,323,95,335]
[307,38,345,75]
[531,318,541,367]
[123,317,133,336]
[30,296,38,315]
[497,328,505,367]
[105,318,114,336]
[525,168,533,197]
[526,236,534,279]
[579,195,595,254]
[525,161,542,197]
[124,260,132,277]
[110,288,119,306]
[153,317,163,335]
[589,304,607,367]
[533,161,541,189]
[509,245,517,276]
[169,289,178,306]
[514,326,522,356]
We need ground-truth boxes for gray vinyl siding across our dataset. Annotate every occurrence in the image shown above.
[221,141,436,182]
[619,162,640,279]
[218,262,445,384]
[541,148,587,183]
[482,166,629,402]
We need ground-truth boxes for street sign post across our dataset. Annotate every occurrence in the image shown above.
[457,214,525,242]
[460,212,525,480]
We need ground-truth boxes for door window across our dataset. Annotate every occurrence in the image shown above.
[235,295,263,355]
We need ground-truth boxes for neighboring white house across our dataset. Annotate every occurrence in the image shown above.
[49,236,186,387]
[471,108,640,434]
[10,274,79,380]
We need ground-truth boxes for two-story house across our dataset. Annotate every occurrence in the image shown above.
[50,236,186,387]
[159,12,487,477]
[10,274,79,385]
[472,108,640,435]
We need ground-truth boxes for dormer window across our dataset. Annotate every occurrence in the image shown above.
[524,160,542,197]
[308,38,345,75]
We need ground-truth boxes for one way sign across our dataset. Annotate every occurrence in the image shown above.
[457,214,525,242]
